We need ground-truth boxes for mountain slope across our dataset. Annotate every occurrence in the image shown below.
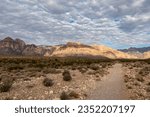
[144,51,150,59]
[0,37,140,59]
[50,42,137,59]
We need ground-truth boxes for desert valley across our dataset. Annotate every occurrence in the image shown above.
[0,37,150,100]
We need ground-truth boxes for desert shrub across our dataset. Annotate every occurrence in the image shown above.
[69,91,80,98]
[124,78,129,83]
[133,81,141,86]
[126,84,132,89]
[0,76,13,92]
[7,65,24,71]
[23,78,31,81]
[101,63,107,68]
[60,91,70,100]
[62,70,72,81]
[139,67,150,76]
[43,78,54,87]
[147,82,150,86]
[136,76,144,82]
[124,75,132,83]
[146,87,150,92]
[89,64,100,70]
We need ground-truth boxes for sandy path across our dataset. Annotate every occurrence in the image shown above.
[88,63,128,100]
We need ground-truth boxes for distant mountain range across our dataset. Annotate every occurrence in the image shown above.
[0,37,149,59]
[119,47,150,53]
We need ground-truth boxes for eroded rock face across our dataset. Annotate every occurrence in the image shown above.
[0,37,26,55]
[50,43,137,59]
[0,37,46,56]
[22,44,46,56]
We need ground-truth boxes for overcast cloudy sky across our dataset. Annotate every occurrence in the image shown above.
[0,0,150,49]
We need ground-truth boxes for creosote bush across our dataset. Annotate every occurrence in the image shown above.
[0,76,13,92]
[62,70,72,81]
[89,64,100,70]
[43,78,54,87]
[136,76,144,82]
[69,91,80,98]
[60,91,70,100]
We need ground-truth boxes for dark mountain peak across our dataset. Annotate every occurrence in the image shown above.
[119,46,150,53]
[15,38,26,46]
[2,37,14,42]
[15,38,25,43]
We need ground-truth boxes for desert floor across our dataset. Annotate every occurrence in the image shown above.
[0,58,150,100]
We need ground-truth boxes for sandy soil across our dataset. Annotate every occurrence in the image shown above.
[0,63,111,100]
[122,62,150,99]
[87,63,128,100]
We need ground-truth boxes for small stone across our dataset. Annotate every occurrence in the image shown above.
[50,90,53,94]
[45,91,48,95]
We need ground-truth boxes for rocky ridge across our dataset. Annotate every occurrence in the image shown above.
[0,37,147,59]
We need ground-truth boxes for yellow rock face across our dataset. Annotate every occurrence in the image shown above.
[144,51,150,59]
[49,42,137,59]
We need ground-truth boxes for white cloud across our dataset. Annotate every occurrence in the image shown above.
[132,0,145,7]
[0,0,150,49]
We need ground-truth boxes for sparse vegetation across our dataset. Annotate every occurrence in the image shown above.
[43,78,54,87]
[136,75,144,82]
[69,91,80,99]
[0,75,13,92]
[89,64,100,70]
[60,91,70,100]
[138,67,150,76]
[0,56,149,100]
[146,87,150,92]
[62,70,72,81]
[123,60,150,99]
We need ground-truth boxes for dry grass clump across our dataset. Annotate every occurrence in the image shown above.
[89,64,100,70]
[136,75,144,82]
[60,91,80,100]
[126,84,132,89]
[62,70,72,81]
[138,67,150,77]
[147,82,150,86]
[60,91,70,100]
[146,87,150,92]
[69,91,80,99]
[43,78,54,87]
[0,75,13,92]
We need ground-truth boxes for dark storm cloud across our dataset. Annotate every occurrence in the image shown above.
[0,0,150,48]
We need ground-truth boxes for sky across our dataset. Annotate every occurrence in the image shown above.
[0,0,150,49]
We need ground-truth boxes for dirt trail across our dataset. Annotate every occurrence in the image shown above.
[88,63,128,100]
